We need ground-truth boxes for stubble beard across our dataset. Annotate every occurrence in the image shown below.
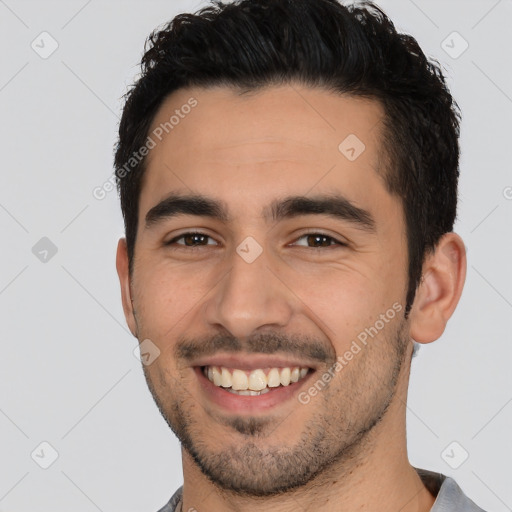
[143,318,410,497]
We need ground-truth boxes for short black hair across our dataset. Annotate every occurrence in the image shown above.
[114,0,461,316]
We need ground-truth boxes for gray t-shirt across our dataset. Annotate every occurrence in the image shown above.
[156,468,486,511]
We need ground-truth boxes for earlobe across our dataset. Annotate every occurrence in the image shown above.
[116,238,138,337]
[409,232,467,344]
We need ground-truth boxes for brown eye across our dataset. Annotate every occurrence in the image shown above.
[307,234,333,247]
[166,232,217,247]
[292,233,346,249]
[182,233,209,246]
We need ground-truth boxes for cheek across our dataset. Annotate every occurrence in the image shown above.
[134,261,212,326]
[279,264,376,335]
[132,259,234,363]
[278,260,403,348]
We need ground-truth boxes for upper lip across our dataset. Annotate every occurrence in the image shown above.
[190,353,320,371]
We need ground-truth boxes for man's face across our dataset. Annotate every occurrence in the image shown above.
[122,84,413,494]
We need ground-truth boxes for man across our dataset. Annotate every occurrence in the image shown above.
[114,0,485,510]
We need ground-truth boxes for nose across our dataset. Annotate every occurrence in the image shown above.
[203,242,294,340]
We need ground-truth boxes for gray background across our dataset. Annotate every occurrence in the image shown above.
[0,0,510,510]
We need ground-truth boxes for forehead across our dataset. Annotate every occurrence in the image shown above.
[139,84,393,224]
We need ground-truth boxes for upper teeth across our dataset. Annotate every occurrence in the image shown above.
[204,366,309,391]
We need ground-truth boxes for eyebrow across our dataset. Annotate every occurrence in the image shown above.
[145,193,376,233]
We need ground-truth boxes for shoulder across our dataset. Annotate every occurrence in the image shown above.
[415,468,487,512]
[155,486,183,512]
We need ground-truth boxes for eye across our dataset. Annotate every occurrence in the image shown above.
[164,231,346,250]
[165,232,218,248]
[291,232,347,249]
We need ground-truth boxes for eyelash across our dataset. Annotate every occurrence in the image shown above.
[165,231,347,250]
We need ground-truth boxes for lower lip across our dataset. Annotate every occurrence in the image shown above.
[195,367,314,414]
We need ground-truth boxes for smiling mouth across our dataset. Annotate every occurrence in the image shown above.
[201,365,311,396]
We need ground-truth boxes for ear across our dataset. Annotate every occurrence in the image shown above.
[409,232,466,344]
[116,238,138,337]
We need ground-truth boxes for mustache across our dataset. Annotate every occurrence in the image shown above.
[175,332,336,365]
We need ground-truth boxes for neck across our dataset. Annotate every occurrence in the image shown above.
[180,365,436,512]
